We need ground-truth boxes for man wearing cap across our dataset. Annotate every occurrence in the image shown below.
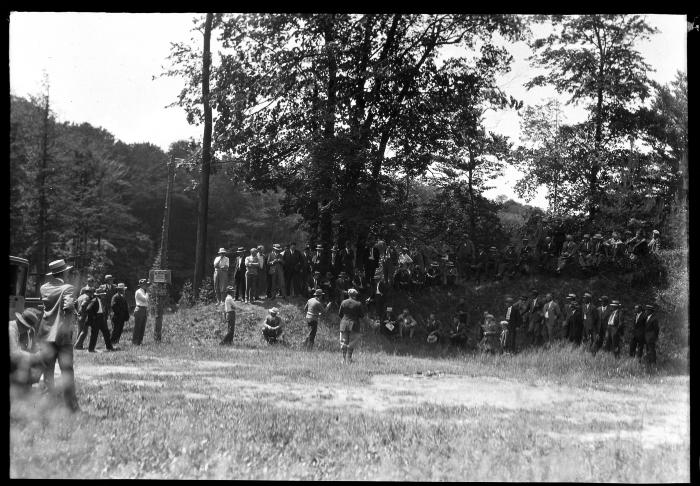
[542,293,563,345]
[232,247,247,301]
[629,304,647,362]
[503,296,522,353]
[329,245,342,277]
[311,244,329,278]
[84,285,115,352]
[110,283,130,346]
[132,279,150,345]
[538,236,557,272]
[398,308,418,339]
[219,286,237,346]
[604,232,625,263]
[262,307,284,344]
[38,259,80,412]
[339,289,365,363]
[213,248,230,305]
[244,248,261,304]
[602,300,624,358]
[369,272,388,319]
[74,286,95,350]
[643,303,660,366]
[10,308,45,389]
[80,276,96,295]
[303,288,331,350]
[334,271,351,307]
[581,292,599,349]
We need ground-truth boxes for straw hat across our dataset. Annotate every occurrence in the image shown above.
[314,288,323,297]
[46,259,73,276]
[218,248,227,255]
[15,308,42,331]
[269,307,279,315]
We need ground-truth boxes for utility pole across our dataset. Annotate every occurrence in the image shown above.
[193,12,214,295]
[37,76,51,274]
[152,156,176,342]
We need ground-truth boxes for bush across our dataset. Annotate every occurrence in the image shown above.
[197,277,215,305]
[654,248,688,350]
[178,280,196,308]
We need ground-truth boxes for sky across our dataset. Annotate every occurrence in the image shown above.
[9,13,688,209]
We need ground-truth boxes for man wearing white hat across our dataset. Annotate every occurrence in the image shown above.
[213,248,230,305]
[110,283,130,345]
[267,244,287,299]
[39,258,80,412]
[648,230,660,254]
[132,279,150,345]
[302,288,331,350]
[602,300,624,358]
[262,307,284,344]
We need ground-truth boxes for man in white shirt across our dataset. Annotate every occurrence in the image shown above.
[219,286,237,346]
[132,279,150,345]
[244,248,261,303]
[213,248,230,305]
[303,288,331,349]
[602,300,623,358]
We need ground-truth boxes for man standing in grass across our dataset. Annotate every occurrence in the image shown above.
[303,288,331,350]
[220,286,237,346]
[643,303,659,367]
[503,297,521,353]
[525,289,544,347]
[132,279,150,345]
[581,292,599,349]
[110,283,129,346]
[542,293,563,346]
[244,248,260,304]
[629,304,647,362]
[262,307,283,344]
[602,300,624,358]
[338,289,364,364]
[213,248,230,306]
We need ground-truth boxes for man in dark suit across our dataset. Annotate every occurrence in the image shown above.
[525,289,544,347]
[340,241,355,277]
[329,245,342,277]
[282,242,304,297]
[503,296,522,353]
[232,247,247,301]
[643,303,660,366]
[581,292,600,349]
[110,283,130,346]
[602,300,624,358]
[629,304,647,361]
[311,245,329,277]
[593,295,612,354]
[567,301,584,345]
[538,236,557,272]
[102,274,116,321]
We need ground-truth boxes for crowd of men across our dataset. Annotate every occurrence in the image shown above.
[210,228,662,307]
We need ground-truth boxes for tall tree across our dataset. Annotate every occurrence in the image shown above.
[193,12,214,294]
[526,14,657,222]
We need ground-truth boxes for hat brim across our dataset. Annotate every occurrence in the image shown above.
[46,265,73,276]
[15,312,35,329]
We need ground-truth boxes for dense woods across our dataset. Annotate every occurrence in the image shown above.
[10,14,687,301]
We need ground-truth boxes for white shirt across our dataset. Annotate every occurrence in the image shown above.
[97,297,104,314]
[224,294,235,313]
[506,306,512,321]
[214,256,229,270]
[135,288,149,307]
[608,310,617,326]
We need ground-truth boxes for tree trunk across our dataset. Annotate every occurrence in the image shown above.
[37,87,50,274]
[193,12,214,294]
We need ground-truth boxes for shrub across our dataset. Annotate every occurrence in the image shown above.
[197,277,215,305]
[178,280,196,308]
[654,248,688,349]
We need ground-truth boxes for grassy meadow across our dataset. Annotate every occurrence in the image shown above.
[9,282,690,481]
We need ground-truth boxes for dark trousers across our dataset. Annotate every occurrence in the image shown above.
[221,311,236,344]
[305,318,318,348]
[262,327,282,344]
[602,327,622,357]
[629,334,646,360]
[505,327,517,352]
[568,323,583,346]
[132,306,148,345]
[88,314,113,351]
[285,270,297,297]
[111,317,126,345]
[41,341,79,411]
[645,341,657,365]
[234,271,246,299]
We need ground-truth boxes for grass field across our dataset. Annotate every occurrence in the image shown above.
[9,290,690,481]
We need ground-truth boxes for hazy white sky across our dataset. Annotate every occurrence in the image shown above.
[9,13,687,209]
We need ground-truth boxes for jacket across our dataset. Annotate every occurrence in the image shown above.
[340,248,354,274]
[542,300,563,327]
[282,249,303,273]
[632,311,647,338]
[39,277,77,345]
[504,304,522,329]
[339,298,364,332]
[581,302,599,332]
[644,312,660,344]
[111,292,130,321]
[606,309,624,336]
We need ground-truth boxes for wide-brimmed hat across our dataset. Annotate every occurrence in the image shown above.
[645,303,656,310]
[272,244,282,251]
[250,247,258,253]
[46,259,73,276]
[116,283,127,290]
[315,245,324,250]
[582,234,590,239]
[430,262,439,267]
[593,234,603,239]
[104,274,114,280]
[583,292,592,298]
[95,285,108,295]
[568,293,577,299]
[15,308,42,330]
[601,295,609,302]
[218,248,227,254]
[386,307,393,312]
[348,288,359,297]
[652,230,660,235]
[401,247,409,251]
[314,288,323,296]
[505,297,514,303]
[522,237,529,241]
[530,289,538,294]
[314,271,321,276]
[331,245,339,252]
[610,300,620,306]
[269,307,279,315]
[83,286,96,294]
[237,247,245,253]
[446,261,455,267]
[226,285,235,292]
[138,278,150,286]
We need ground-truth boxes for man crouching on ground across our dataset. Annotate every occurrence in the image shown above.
[262,307,283,344]
[339,288,364,364]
